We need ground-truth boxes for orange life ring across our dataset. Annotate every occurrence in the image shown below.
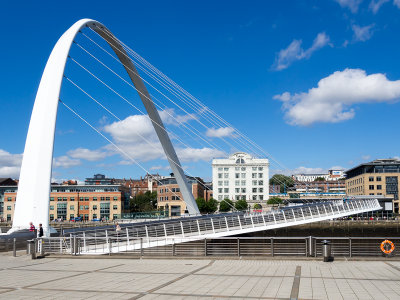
[380,240,395,254]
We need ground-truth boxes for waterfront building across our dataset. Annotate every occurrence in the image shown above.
[292,169,345,182]
[1,182,129,222]
[115,173,163,198]
[345,158,400,213]
[157,175,207,216]
[212,152,269,202]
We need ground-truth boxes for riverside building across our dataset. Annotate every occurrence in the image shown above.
[212,152,269,202]
[345,159,400,213]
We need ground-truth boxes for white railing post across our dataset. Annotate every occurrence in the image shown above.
[272,211,277,224]
[291,209,296,222]
[224,216,229,231]
[309,207,314,219]
[262,214,266,226]
[83,232,86,252]
[237,215,243,229]
[282,211,287,223]
[210,218,215,234]
[105,230,109,252]
[180,221,185,237]
[145,225,149,246]
[322,204,327,216]
[196,219,201,235]
[163,223,167,238]
[329,204,334,215]
[250,215,254,228]
[317,206,321,218]
[301,207,305,220]
[126,228,130,246]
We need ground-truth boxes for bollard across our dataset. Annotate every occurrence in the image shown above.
[321,240,332,262]
[27,240,36,259]
[13,238,16,257]
[108,238,112,256]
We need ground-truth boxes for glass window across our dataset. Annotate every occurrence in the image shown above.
[235,180,240,186]
[218,167,223,171]
[224,195,229,199]
[70,205,74,210]
[369,185,374,190]
[84,197,89,201]
[258,180,264,185]
[377,185,382,190]
[258,173,263,178]
[224,167,229,171]
[50,205,54,210]
[7,206,11,210]
[224,188,229,193]
[241,173,246,178]
[7,197,12,201]
[70,197,75,201]
[259,188,264,193]
[106,197,110,201]
[79,197,84,201]
[57,197,62,201]
[235,188,240,193]
[218,195,223,200]
[241,188,246,193]
[252,188,257,193]
[241,180,246,186]
[218,188,222,193]
[252,173,257,178]
[50,197,54,201]
[258,167,263,171]
[69,214,74,220]
[235,167,240,171]
[84,205,89,210]
[252,180,257,185]
[100,202,110,219]
[50,214,54,221]
[224,173,229,178]
[218,173,223,178]
[252,167,257,171]
[218,181,223,186]
[377,176,382,181]
[235,173,240,178]
[241,167,246,171]
[369,177,374,182]
[57,203,67,220]
[63,197,68,201]
[224,181,229,186]
[259,195,264,200]
[113,205,118,210]
[80,205,84,210]
[92,214,97,219]
[252,195,257,200]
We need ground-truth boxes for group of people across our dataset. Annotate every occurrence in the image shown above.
[29,222,44,237]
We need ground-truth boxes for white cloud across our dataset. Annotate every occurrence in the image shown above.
[150,165,170,171]
[273,32,331,71]
[274,68,400,126]
[352,24,374,42]
[206,127,236,138]
[177,147,225,162]
[335,0,363,13]
[394,0,400,8]
[369,0,389,13]
[0,149,22,178]
[53,156,81,168]
[67,148,108,161]
[159,108,197,126]
[362,155,371,160]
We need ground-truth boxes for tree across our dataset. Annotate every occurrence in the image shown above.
[269,174,294,193]
[253,203,262,209]
[267,196,283,205]
[219,198,234,212]
[196,197,218,214]
[314,177,325,182]
[130,191,157,212]
[235,199,248,211]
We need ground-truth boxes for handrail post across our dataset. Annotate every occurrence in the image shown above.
[237,215,242,229]
[140,237,143,257]
[309,236,313,256]
[126,228,130,246]
[349,238,352,258]
[13,238,16,257]
[225,216,230,231]
[237,238,240,257]
[108,237,112,256]
[271,238,274,256]
[204,238,207,256]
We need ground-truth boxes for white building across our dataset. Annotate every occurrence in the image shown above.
[212,152,269,202]
[293,169,345,182]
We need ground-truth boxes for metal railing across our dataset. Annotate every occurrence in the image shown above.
[37,236,399,257]
[57,199,381,254]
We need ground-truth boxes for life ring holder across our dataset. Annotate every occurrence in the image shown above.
[380,240,395,255]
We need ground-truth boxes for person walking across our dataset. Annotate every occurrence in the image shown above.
[115,222,121,242]
[29,222,35,232]
[38,223,44,237]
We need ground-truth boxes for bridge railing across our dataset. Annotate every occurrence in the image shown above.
[38,236,399,257]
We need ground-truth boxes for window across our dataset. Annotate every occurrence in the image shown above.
[259,188,264,193]
[241,188,246,193]
[84,205,89,210]
[241,180,246,186]
[224,167,229,171]
[100,202,110,219]
[172,196,180,200]
[252,195,257,200]
[224,173,229,178]
[7,197,12,201]
[70,205,74,210]
[235,188,240,193]
[224,188,229,193]
[57,203,67,220]
[224,181,229,186]
[252,188,257,193]
[84,197,89,201]
[369,193,374,195]
[7,206,11,211]
[252,173,257,178]
[50,205,54,210]
[235,195,240,200]
[377,176,382,181]
[252,180,257,185]
[79,197,83,201]
[80,205,84,210]
[241,195,246,200]
[57,197,62,201]
[218,181,223,186]
[113,197,118,201]
[70,197,75,201]
[369,185,374,190]
[50,197,54,201]
[235,173,240,179]
[218,173,223,179]
[113,205,118,210]
[100,197,105,201]
[241,167,246,171]
[165,188,169,192]
[258,180,264,185]
[165,196,168,201]
[252,167,257,171]
[377,193,382,195]
[235,167,240,171]
[63,197,68,201]
[218,167,223,171]
[258,173,263,178]
[377,185,382,190]
[241,173,246,178]
[235,180,240,186]
[106,197,110,201]
[259,195,264,200]
[50,214,54,221]
[258,167,263,171]
[218,188,223,193]
[70,214,74,220]
[369,177,374,182]
[92,214,97,219]
[218,195,223,200]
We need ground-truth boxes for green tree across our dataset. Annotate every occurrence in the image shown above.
[130,191,157,212]
[219,198,234,212]
[235,199,248,211]
[267,196,283,205]
[269,174,294,193]
[314,177,325,182]
[253,203,262,209]
[196,198,218,214]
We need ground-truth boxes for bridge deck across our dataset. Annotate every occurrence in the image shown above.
[43,199,381,254]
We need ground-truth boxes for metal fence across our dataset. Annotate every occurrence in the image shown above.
[38,236,399,257]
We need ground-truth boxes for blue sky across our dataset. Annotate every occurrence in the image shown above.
[0,0,399,182]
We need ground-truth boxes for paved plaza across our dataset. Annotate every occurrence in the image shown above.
[0,253,400,299]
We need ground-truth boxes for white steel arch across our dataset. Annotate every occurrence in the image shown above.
[11,19,199,235]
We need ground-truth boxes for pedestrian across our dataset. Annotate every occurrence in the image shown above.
[29,222,35,232]
[115,222,121,233]
[38,223,44,237]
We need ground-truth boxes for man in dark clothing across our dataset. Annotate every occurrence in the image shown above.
[38,223,44,237]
